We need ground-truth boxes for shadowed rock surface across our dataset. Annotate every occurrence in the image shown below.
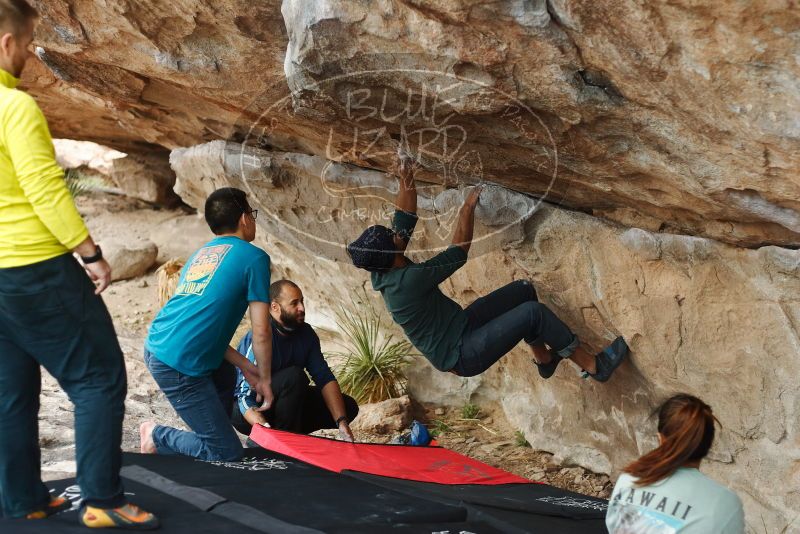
[20,0,800,247]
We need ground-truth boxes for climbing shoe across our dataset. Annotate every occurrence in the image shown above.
[584,337,628,382]
[534,351,562,379]
[80,503,159,530]
[25,496,72,519]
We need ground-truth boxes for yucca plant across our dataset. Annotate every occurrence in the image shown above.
[332,294,412,404]
[65,168,106,198]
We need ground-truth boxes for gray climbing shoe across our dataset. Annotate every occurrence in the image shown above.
[585,337,628,382]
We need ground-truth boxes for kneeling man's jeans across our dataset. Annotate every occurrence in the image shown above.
[453,280,579,377]
[144,350,242,461]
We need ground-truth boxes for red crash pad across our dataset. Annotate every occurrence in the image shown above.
[250,425,532,485]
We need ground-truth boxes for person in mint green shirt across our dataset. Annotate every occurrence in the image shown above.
[140,187,274,463]
[348,152,628,382]
[606,394,745,533]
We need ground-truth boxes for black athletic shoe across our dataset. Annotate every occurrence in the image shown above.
[534,352,562,379]
[587,337,628,382]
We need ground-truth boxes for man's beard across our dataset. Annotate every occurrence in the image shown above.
[278,307,304,331]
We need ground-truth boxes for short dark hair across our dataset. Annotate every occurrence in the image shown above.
[269,279,299,302]
[204,187,249,235]
[0,0,38,34]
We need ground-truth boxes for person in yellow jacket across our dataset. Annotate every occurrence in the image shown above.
[0,1,157,529]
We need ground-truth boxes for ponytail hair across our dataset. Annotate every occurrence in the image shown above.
[624,394,718,486]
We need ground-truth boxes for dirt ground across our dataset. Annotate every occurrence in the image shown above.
[417,404,612,498]
[37,191,611,500]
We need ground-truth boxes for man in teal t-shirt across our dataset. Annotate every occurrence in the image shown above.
[348,152,628,383]
[140,187,274,461]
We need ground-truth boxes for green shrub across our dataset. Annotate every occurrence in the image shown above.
[332,293,412,404]
[430,419,451,438]
[515,430,531,448]
[461,403,480,419]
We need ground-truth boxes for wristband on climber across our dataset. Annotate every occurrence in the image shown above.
[80,245,103,264]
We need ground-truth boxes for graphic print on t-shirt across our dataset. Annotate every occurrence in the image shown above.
[175,244,232,296]
[608,486,689,533]
[610,503,680,533]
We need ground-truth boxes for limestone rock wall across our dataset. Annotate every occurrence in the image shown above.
[20,0,800,247]
[16,1,800,531]
[170,141,799,532]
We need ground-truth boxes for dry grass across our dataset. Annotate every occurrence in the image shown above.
[156,259,184,307]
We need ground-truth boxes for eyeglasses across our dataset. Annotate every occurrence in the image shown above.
[248,209,259,220]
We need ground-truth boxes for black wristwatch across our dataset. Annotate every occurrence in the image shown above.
[335,416,349,426]
[81,245,103,264]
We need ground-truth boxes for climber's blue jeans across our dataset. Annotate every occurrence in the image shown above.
[452,280,579,377]
[144,350,243,461]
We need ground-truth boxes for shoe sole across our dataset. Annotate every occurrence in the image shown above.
[81,507,160,530]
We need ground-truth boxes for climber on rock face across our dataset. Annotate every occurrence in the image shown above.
[347,150,629,381]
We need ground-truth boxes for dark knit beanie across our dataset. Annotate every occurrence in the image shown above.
[347,225,396,272]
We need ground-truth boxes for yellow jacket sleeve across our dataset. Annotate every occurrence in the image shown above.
[2,91,88,249]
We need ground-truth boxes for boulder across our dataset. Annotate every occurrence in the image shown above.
[168,142,800,532]
[54,139,125,176]
[103,239,158,281]
[351,395,413,435]
[110,149,181,207]
[148,214,211,264]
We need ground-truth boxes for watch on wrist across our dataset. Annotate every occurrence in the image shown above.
[336,415,349,426]
[81,245,103,264]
